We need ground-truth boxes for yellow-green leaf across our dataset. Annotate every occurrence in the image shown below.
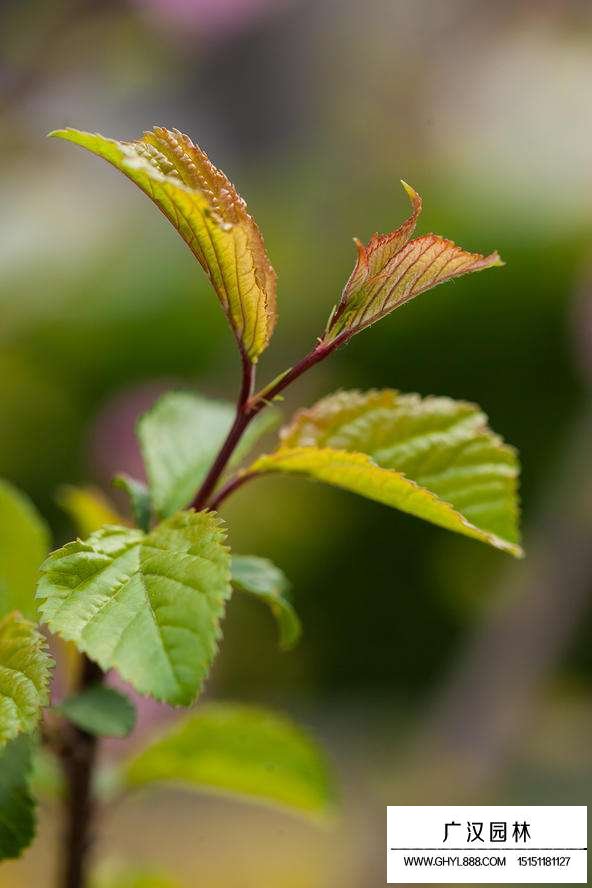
[324,182,503,341]
[125,704,335,819]
[50,127,277,362]
[0,613,52,747]
[0,480,49,620]
[57,485,124,537]
[248,390,522,556]
[92,866,183,888]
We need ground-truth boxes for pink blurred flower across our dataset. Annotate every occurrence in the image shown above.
[131,0,284,37]
[104,669,180,756]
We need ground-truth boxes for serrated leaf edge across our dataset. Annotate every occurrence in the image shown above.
[37,515,232,706]
[249,446,522,557]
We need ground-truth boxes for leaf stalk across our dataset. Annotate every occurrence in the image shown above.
[194,332,350,512]
[191,353,256,510]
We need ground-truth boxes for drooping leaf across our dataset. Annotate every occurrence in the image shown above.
[248,390,522,556]
[58,485,124,537]
[125,704,335,818]
[0,612,52,747]
[50,127,277,362]
[138,391,277,518]
[231,555,301,650]
[0,479,49,619]
[113,475,152,533]
[0,735,36,860]
[37,511,231,706]
[324,182,503,342]
[57,685,136,738]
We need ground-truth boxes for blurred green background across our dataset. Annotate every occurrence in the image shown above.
[1,0,591,884]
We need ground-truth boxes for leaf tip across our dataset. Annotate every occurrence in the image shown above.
[352,237,368,265]
[47,128,86,145]
[399,179,422,213]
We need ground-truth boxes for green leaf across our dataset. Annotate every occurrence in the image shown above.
[113,475,152,532]
[138,393,234,518]
[57,485,123,537]
[37,511,231,706]
[138,391,277,519]
[30,746,64,800]
[324,182,503,342]
[57,685,136,738]
[50,127,277,362]
[248,390,522,556]
[0,612,52,747]
[231,555,301,650]
[0,479,49,619]
[0,735,36,860]
[125,704,335,818]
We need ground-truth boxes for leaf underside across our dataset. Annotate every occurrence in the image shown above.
[324,181,503,342]
[58,684,136,738]
[0,735,36,860]
[0,479,49,620]
[50,127,277,362]
[113,475,151,533]
[0,612,52,747]
[231,555,301,650]
[37,511,231,706]
[249,390,521,556]
[125,704,335,818]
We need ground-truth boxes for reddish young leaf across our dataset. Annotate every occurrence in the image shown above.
[324,182,503,341]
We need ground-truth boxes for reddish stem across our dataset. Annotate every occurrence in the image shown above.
[191,353,255,510]
[247,335,347,417]
[59,656,104,888]
[208,472,256,511]
[197,334,349,512]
